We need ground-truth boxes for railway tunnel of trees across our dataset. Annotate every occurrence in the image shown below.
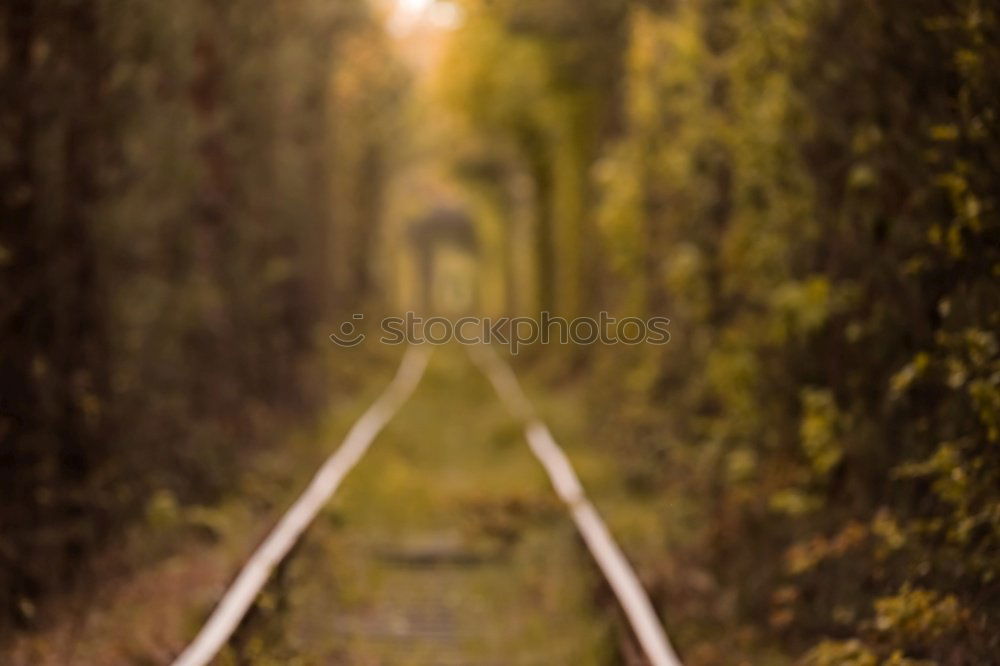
[2,0,999,664]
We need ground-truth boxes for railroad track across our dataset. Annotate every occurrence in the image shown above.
[172,345,682,666]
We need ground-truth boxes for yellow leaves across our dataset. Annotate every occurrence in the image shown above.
[963,194,982,229]
[880,653,934,666]
[726,447,758,483]
[800,586,960,665]
[874,585,962,642]
[927,223,943,246]
[893,443,968,506]
[800,388,844,476]
[785,521,867,574]
[762,394,843,510]
[946,224,964,258]
[438,8,554,134]
[847,125,882,189]
[665,243,712,320]
[802,640,934,666]
[851,123,884,153]
[593,144,644,274]
[954,48,981,75]
[931,170,988,258]
[801,639,878,666]
[770,583,804,631]
[889,352,931,399]
[871,509,906,553]
[625,2,710,133]
[706,343,761,422]
[847,163,877,189]
[627,7,663,128]
[769,276,840,341]
[770,487,821,517]
[935,329,1000,440]
[928,124,959,142]
[893,443,957,480]
[959,328,998,365]
[145,488,181,532]
[968,377,1000,442]
[935,170,968,195]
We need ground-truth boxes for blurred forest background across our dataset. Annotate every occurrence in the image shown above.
[437,1,999,662]
[2,0,999,664]
[1,0,405,641]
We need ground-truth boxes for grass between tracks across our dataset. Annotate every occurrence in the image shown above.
[227,345,617,664]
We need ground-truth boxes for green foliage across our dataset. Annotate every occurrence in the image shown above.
[441,0,629,317]
[445,0,1000,661]
[589,0,999,661]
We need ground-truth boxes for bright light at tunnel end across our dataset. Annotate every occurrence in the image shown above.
[388,0,463,35]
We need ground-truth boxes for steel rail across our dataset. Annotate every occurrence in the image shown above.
[470,344,684,666]
[171,345,431,666]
